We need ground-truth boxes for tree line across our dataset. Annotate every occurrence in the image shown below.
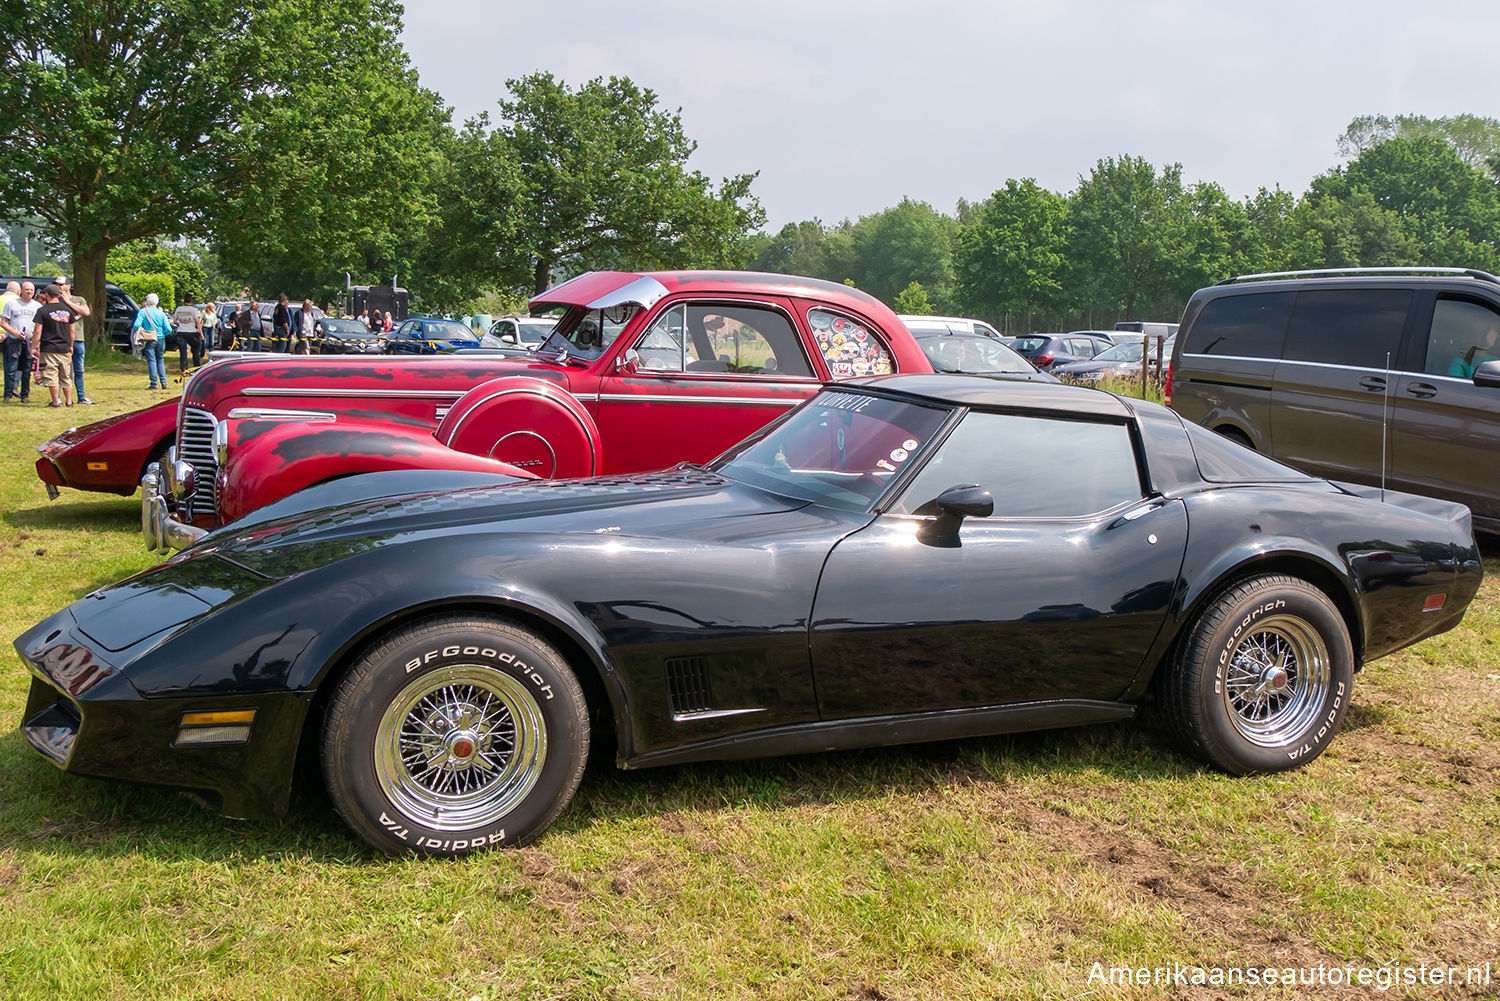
[3,2,1497,342]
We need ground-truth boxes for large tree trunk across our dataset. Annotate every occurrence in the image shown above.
[73,246,111,347]
[532,258,551,297]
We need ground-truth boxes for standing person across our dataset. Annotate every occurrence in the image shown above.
[201,301,218,352]
[382,310,393,333]
[0,280,17,314]
[358,308,371,329]
[1,279,39,402]
[238,297,259,350]
[133,293,171,389]
[53,277,93,404]
[272,293,292,352]
[292,298,316,354]
[31,285,78,407]
[171,293,204,372]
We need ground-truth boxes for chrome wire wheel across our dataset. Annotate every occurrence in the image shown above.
[1221,614,1331,748]
[374,665,547,832]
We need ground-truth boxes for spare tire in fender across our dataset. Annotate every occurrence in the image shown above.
[436,376,601,479]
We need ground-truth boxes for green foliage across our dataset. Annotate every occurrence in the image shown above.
[892,281,932,314]
[493,73,764,293]
[843,198,957,307]
[1067,155,1187,319]
[1338,113,1500,172]
[109,241,207,303]
[0,241,22,274]
[953,178,1068,324]
[112,271,175,311]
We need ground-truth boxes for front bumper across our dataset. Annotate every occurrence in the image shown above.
[141,459,209,554]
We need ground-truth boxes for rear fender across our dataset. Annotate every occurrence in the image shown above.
[216,417,536,522]
[435,376,601,479]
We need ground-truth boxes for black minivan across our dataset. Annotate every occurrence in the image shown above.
[1169,268,1500,533]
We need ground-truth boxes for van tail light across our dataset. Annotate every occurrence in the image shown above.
[1164,360,1174,406]
[1035,353,1054,368]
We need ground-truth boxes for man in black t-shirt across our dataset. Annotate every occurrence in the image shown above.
[31,285,77,407]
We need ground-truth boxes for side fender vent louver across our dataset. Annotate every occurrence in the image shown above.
[665,656,712,717]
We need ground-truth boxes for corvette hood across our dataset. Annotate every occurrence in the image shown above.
[202,466,811,576]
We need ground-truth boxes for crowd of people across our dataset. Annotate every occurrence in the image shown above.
[1,277,94,405]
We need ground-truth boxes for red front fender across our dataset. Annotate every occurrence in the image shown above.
[35,397,179,496]
[217,418,537,523]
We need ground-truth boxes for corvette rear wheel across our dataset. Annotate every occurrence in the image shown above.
[1161,574,1353,774]
[322,616,589,856]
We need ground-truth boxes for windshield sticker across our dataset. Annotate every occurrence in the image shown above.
[810,309,895,380]
[819,391,874,412]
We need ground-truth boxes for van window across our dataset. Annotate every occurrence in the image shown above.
[1424,298,1500,378]
[1283,289,1411,369]
[1183,292,1293,358]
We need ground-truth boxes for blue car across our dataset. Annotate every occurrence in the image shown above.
[385,317,481,354]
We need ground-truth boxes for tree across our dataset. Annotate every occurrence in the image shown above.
[953,178,1067,327]
[495,73,763,294]
[211,61,453,304]
[0,0,413,342]
[843,198,957,306]
[1066,156,1187,319]
[1338,114,1500,172]
[892,281,932,314]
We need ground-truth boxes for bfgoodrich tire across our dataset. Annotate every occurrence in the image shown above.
[322,616,589,856]
[1161,575,1353,775]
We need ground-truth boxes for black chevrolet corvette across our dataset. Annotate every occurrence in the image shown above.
[17,376,1483,856]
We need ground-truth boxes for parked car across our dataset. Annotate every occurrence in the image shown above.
[49,270,930,549]
[483,314,559,350]
[898,314,1004,340]
[914,332,1058,382]
[18,376,1482,856]
[1168,267,1500,533]
[316,316,385,354]
[1009,332,1115,371]
[386,316,482,354]
[1053,337,1175,384]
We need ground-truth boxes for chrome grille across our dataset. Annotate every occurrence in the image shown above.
[178,407,218,512]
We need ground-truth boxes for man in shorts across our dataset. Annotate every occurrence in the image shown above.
[31,285,77,407]
[54,277,93,404]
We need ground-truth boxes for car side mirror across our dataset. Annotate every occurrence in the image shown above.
[917,483,993,543]
[1474,359,1500,389]
[616,348,641,374]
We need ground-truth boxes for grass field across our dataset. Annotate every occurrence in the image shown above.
[1,353,1496,999]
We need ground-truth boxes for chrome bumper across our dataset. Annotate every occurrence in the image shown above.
[141,459,208,554]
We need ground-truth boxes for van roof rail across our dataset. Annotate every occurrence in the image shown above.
[1217,267,1500,286]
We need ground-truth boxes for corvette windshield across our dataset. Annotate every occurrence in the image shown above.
[716,390,952,511]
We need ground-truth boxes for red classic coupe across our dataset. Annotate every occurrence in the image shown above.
[39,271,932,551]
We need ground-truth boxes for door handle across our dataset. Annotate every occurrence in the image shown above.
[1358,375,1387,391]
[1404,383,1438,399]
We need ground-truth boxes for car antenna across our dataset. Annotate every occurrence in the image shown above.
[1380,350,1392,502]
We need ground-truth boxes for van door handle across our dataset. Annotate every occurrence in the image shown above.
[1358,376,1387,391]
[1404,383,1438,399]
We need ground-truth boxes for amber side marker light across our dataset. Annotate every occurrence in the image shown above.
[175,708,257,747]
[86,461,109,471]
[1423,594,1446,613]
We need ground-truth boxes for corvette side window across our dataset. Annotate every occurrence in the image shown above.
[634,303,813,377]
[894,412,1143,517]
[808,309,895,379]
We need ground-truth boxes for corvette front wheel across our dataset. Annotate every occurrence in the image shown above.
[322,616,589,856]
[1161,575,1353,774]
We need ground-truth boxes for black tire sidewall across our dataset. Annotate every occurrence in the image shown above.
[325,619,588,856]
[1183,577,1353,774]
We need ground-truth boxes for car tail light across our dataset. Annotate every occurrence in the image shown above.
[1035,353,1054,368]
[1164,360,1174,406]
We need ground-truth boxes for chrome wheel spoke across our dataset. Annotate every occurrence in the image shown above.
[1220,614,1331,749]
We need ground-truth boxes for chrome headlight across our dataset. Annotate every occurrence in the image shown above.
[213,419,230,467]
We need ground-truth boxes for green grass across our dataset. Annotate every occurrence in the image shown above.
[1,354,1497,999]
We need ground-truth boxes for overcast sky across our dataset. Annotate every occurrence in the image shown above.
[400,1,1500,231]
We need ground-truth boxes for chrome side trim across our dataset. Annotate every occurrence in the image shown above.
[584,394,802,407]
[226,407,338,422]
[240,387,467,399]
